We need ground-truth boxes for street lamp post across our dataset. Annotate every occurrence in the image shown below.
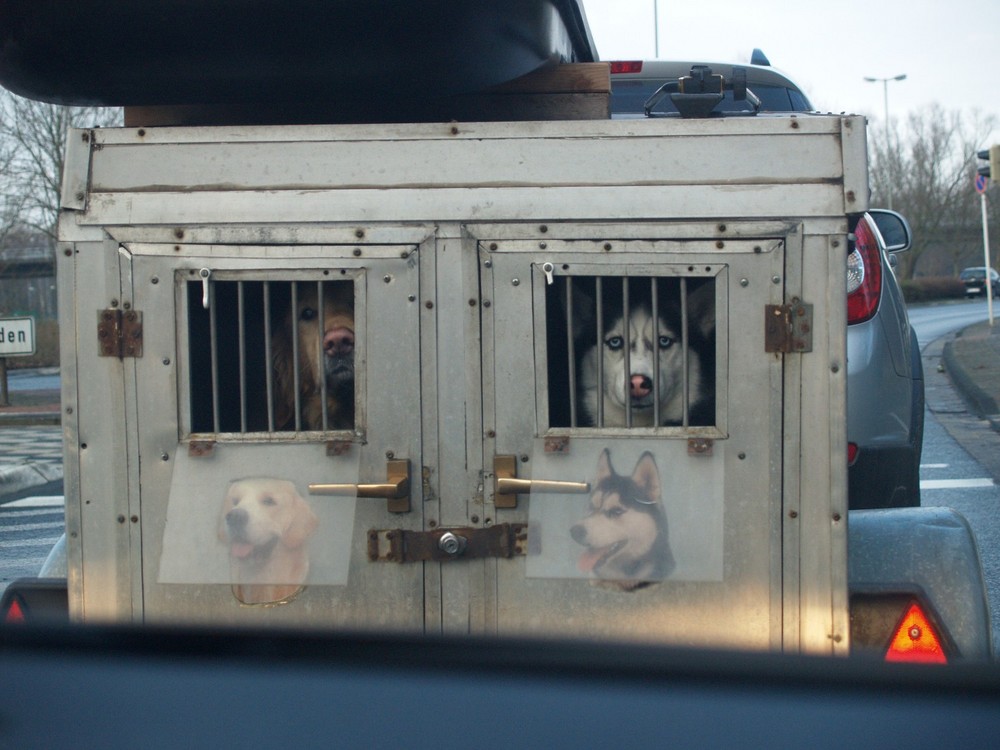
[864,74,907,209]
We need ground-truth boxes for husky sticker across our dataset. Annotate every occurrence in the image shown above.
[526,441,723,587]
[571,449,674,590]
[158,444,358,601]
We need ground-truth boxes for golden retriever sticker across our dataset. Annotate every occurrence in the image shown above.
[218,478,319,604]
[158,444,357,602]
[526,440,723,587]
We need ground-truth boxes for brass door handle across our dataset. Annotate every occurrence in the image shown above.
[493,455,590,509]
[310,459,411,513]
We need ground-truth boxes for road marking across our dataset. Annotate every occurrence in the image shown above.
[2,496,64,508]
[1,535,62,549]
[0,520,63,533]
[920,464,949,469]
[920,478,996,490]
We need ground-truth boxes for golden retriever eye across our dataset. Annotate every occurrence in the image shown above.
[261,496,277,506]
[300,307,317,321]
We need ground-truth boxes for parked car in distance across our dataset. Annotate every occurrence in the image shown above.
[610,56,922,509]
[960,266,999,298]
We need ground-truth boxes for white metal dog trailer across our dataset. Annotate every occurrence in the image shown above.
[56,114,863,653]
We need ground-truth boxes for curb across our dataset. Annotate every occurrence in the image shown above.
[942,340,1000,425]
[0,462,64,503]
[0,412,61,427]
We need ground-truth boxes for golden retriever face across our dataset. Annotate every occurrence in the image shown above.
[570,450,674,591]
[218,478,319,596]
[272,281,354,430]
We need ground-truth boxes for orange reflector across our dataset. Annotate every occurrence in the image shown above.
[885,602,947,664]
[3,597,26,624]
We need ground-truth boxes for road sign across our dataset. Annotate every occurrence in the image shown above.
[975,174,989,194]
[0,316,36,356]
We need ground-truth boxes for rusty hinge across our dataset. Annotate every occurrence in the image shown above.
[97,309,143,358]
[764,301,812,353]
[367,523,527,563]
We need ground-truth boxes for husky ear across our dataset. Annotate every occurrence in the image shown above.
[595,448,615,484]
[686,281,716,341]
[631,452,662,505]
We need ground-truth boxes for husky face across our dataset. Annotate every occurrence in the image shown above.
[580,304,702,427]
[570,449,674,590]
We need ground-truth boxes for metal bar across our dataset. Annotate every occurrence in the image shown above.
[565,277,577,428]
[651,276,660,427]
[680,277,690,428]
[209,282,220,433]
[317,280,328,431]
[291,281,302,431]
[622,276,632,428]
[595,277,604,427]
[263,281,275,432]
[237,281,247,433]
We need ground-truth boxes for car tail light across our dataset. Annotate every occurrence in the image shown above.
[847,215,882,325]
[609,61,643,74]
[847,442,859,465]
[884,601,948,664]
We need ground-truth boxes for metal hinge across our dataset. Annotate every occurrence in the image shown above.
[97,309,143,358]
[764,301,812,353]
[367,523,528,563]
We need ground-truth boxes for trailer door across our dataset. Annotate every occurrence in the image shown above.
[480,232,787,650]
[130,242,425,629]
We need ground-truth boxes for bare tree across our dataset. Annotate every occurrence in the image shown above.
[867,105,998,279]
[0,92,121,240]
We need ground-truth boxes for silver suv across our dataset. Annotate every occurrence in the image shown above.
[609,58,924,509]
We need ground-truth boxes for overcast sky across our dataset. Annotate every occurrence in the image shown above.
[584,0,1000,141]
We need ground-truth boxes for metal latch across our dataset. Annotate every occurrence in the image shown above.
[764,301,813,353]
[97,308,143,358]
[367,523,528,563]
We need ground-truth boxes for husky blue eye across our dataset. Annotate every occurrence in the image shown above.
[606,335,624,350]
[658,335,674,349]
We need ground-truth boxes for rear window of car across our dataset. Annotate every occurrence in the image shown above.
[961,268,985,279]
[611,80,812,116]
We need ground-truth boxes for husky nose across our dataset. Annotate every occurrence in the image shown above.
[324,326,354,357]
[630,375,652,398]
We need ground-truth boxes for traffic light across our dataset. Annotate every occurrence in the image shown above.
[977,144,1000,178]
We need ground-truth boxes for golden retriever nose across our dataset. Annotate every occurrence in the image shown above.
[630,375,652,398]
[324,326,354,356]
[226,507,248,531]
